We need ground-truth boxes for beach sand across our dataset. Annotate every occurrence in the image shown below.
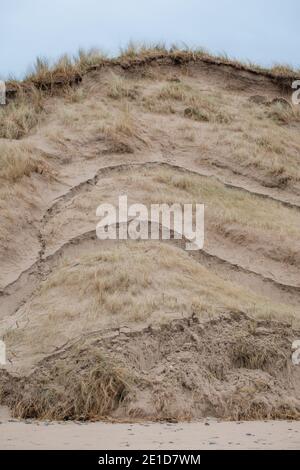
[1,417,299,450]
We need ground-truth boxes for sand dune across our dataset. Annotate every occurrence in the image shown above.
[0,51,300,443]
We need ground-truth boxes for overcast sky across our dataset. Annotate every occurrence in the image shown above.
[1,0,299,79]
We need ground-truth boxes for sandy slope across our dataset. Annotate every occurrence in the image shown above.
[0,419,299,450]
[1,55,300,424]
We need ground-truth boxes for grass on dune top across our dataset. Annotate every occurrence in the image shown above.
[6,44,300,89]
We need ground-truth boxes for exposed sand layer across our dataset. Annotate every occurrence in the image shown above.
[0,418,299,450]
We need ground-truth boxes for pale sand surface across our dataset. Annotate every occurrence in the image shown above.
[0,419,299,450]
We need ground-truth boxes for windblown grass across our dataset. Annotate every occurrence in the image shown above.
[0,141,47,183]
[6,44,300,101]
[0,88,44,139]
[26,49,107,82]
[118,42,300,77]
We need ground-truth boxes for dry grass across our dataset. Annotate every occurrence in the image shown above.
[231,335,286,372]
[39,80,146,152]
[142,168,300,267]
[0,88,45,139]
[215,116,300,184]
[38,162,300,272]
[3,242,297,370]
[14,49,105,92]
[105,72,139,100]
[143,82,232,123]
[1,51,106,139]
[2,313,299,421]
[1,347,130,420]
[267,101,300,125]
[118,43,300,78]
[98,105,148,152]
[0,141,48,183]
[50,164,298,269]
[25,54,80,85]
[5,45,299,119]
[1,45,297,145]
[119,41,168,59]
[62,85,87,104]
[142,167,300,239]
[76,48,107,69]
[270,64,300,76]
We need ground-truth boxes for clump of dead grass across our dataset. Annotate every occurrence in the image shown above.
[150,167,299,234]
[105,72,139,100]
[16,49,106,93]
[270,64,299,77]
[99,106,148,153]
[119,41,168,59]
[76,48,107,70]
[0,88,45,139]
[267,101,300,125]
[62,85,87,104]
[25,55,80,86]
[213,115,300,185]
[144,82,232,123]
[0,347,131,420]
[0,141,48,183]
[231,335,288,372]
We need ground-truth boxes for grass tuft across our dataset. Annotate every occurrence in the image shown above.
[0,141,48,182]
[0,88,44,139]
[1,348,131,420]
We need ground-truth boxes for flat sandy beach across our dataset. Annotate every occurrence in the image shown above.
[1,419,299,450]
